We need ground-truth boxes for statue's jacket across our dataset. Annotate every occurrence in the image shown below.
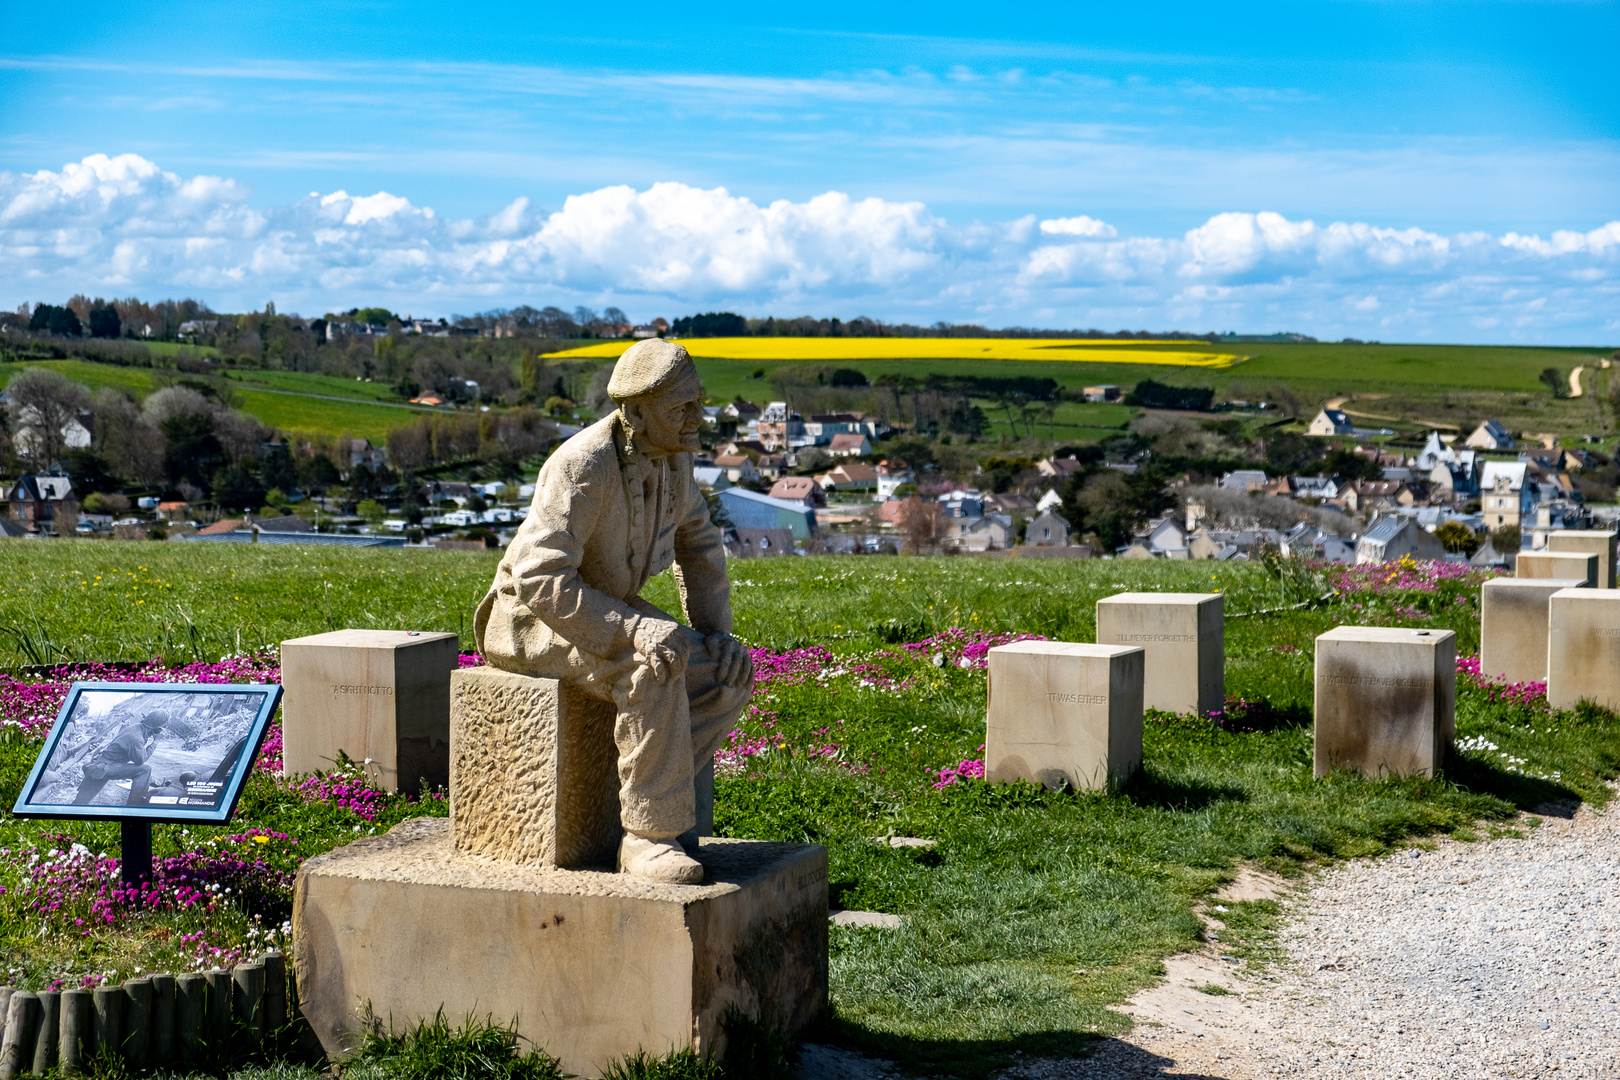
[474,412,733,691]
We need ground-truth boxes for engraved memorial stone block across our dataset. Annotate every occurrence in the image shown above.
[986,641,1144,791]
[1480,577,1589,684]
[1516,550,1599,588]
[1095,592,1223,716]
[280,629,458,793]
[1547,588,1620,710]
[1546,529,1619,589]
[1313,626,1455,779]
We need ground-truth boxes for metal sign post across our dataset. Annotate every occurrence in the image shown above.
[121,820,153,889]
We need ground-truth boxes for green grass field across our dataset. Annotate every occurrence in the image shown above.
[0,358,160,398]
[2,542,1616,1077]
[223,370,407,404]
[228,389,432,441]
[143,342,220,359]
[0,360,441,441]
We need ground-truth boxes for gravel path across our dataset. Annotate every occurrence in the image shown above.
[999,799,1620,1079]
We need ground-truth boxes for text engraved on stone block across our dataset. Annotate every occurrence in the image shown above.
[1321,674,1428,688]
[1048,693,1110,704]
[791,864,829,893]
[1108,633,1197,643]
[1594,628,1620,638]
[331,684,395,696]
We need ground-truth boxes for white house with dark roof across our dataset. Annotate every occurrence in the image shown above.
[1465,418,1514,451]
[1308,408,1353,436]
[1292,476,1342,500]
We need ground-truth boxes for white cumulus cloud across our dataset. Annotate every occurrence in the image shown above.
[0,154,1616,343]
[1039,216,1117,239]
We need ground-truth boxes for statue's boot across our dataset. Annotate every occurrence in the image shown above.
[619,833,704,885]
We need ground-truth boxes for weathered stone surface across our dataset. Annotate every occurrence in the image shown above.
[292,818,827,1076]
[1480,577,1589,684]
[1516,550,1599,588]
[1095,592,1223,716]
[986,641,1144,791]
[280,630,458,793]
[449,666,621,868]
[1547,588,1620,710]
[1546,530,1619,589]
[1313,626,1456,779]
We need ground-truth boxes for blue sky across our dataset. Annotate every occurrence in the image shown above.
[1,1,1616,342]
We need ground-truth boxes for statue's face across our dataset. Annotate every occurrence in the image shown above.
[625,376,704,456]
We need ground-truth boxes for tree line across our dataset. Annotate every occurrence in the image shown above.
[670,311,1221,340]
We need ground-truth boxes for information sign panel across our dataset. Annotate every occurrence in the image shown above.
[13,681,283,824]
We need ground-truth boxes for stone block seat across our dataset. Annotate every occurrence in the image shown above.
[293,666,827,1074]
[1313,626,1456,779]
[985,641,1143,791]
[1516,550,1599,588]
[1095,592,1224,716]
[1548,588,1620,711]
[1545,530,1619,589]
[1480,577,1589,685]
[279,629,459,793]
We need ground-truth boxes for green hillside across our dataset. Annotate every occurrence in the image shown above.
[0,360,446,441]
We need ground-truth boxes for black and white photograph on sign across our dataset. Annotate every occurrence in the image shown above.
[24,688,268,811]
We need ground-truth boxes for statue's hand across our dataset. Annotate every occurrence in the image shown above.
[632,617,690,684]
[705,632,754,689]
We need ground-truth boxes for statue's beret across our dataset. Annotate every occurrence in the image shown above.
[607,339,696,402]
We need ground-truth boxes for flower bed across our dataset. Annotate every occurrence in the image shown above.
[1332,556,1502,597]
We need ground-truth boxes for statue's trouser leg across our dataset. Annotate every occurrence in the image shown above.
[611,628,753,839]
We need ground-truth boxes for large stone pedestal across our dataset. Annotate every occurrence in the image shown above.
[1313,626,1455,779]
[1480,577,1589,684]
[293,819,827,1075]
[295,664,819,1070]
[280,630,458,792]
[985,641,1143,791]
[1095,592,1223,716]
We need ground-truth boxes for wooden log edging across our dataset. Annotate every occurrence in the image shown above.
[0,951,287,1075]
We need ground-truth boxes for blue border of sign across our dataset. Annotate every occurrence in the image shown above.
[11,681,284,825]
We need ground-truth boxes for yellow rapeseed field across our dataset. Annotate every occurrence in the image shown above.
[543,337,1243,368]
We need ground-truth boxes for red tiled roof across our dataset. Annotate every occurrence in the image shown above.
[769,477,821,500]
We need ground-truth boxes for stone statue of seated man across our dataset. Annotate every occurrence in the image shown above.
[474,339,754,884]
